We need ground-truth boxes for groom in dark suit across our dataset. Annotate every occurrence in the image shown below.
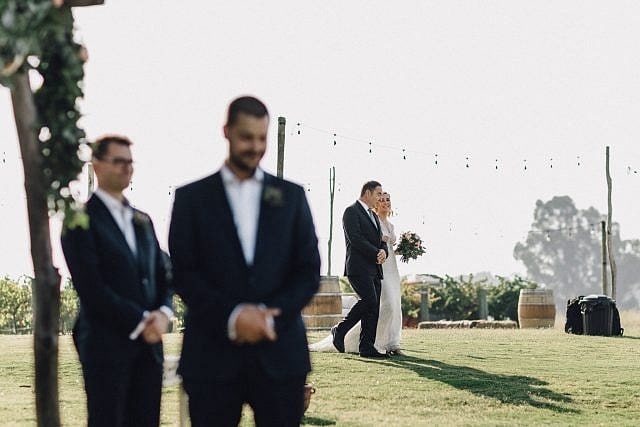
[332,181,389,358]
[61,135,173,426]
[169,96,321,426]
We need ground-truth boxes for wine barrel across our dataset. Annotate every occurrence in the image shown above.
[518,289,556,328]
[302,276,343,330]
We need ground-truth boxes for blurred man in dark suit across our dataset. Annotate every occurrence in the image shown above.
[169,96,321,426]
[62,135,173,427]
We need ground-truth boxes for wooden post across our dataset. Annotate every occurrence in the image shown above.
[327,166,335,276]
[10,71,61,427]
[419,288,430,322]
[601,220,608,296]
[478,288,488,320]
[605,146,617,300]
[277,117,285,178]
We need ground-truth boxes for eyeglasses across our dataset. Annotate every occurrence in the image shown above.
[96,156,134,167]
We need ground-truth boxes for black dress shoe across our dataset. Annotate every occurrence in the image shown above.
[359,350,389,359]
[387,349,404,356]
[331,326,345,353]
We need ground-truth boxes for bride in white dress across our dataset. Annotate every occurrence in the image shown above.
[310,192,403,354]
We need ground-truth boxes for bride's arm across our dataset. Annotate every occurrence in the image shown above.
[388,222,397,245]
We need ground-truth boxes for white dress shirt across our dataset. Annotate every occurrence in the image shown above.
[93,188,173,340]
[94,188,137,256]
[220,165,273,340]
[220,164,264,266]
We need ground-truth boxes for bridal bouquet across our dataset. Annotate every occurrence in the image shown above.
[395,231,426,263]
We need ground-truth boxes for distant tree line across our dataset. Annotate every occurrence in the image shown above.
[0,277,186,335]
[514,196,640,308]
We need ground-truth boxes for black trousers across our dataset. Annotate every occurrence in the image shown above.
[337,274,381,353]
[184,355,306,427]
[80,346,162,427]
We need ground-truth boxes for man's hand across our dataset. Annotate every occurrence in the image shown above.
[381,235,389,243]
[234,305,281,344]
[141,310,170,344]
[376,249,387,264]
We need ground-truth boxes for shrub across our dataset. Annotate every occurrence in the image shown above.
[59,279,79,334]
[399,274,540,322]
[0,276,32,334]
[487,275,538,321]
[429,275,485,321]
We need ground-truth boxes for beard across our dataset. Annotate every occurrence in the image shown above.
[229,150,261,174]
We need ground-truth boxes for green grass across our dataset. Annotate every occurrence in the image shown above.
[1,318,639,426]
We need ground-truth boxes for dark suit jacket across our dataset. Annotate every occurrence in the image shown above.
[168,171,321,382]
[61,195,172,365]
[343,201,388,279]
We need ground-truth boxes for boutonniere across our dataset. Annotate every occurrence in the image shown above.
[133,211,151,226]
[263,185,284,207]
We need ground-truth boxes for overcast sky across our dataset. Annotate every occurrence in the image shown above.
[2,1,640,281]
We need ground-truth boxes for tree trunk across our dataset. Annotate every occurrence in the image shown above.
[10,71,61,427]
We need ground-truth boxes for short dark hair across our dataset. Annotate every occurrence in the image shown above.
[226,96,269,127]
[360,180,381,196]
[91,134,132,159]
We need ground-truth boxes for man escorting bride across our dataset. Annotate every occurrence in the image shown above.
[310,182,403,357]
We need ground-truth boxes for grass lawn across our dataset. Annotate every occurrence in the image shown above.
[0,314,639,426]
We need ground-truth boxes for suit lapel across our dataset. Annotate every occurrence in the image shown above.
[210,173,249,268]
[253,174,277,270]
[133,214,149,275]
[372,210,382,233]
[88,196,137,270]
[133,215,157,304]
[355,201,379,234]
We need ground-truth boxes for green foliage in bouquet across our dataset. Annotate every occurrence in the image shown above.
[395,231,426,263]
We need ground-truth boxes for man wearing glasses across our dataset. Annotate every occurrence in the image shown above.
[61,135,173,426]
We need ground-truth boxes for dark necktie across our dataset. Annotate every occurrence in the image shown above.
[368,208,378,229]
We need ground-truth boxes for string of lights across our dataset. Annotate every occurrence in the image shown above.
[292,121,640,173]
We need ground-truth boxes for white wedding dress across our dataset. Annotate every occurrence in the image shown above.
[309,219,402,353]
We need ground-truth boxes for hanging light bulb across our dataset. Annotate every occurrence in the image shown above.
[523,159,528,171]
[368,142,372,154]
[577,156,581,167]
[297,123,301,135]
[550,157,553,169]
[434,154,438,165]
[333,133,337,146]
[495,159,499,170]
[402,148,406,160]
[545,232,551,242]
